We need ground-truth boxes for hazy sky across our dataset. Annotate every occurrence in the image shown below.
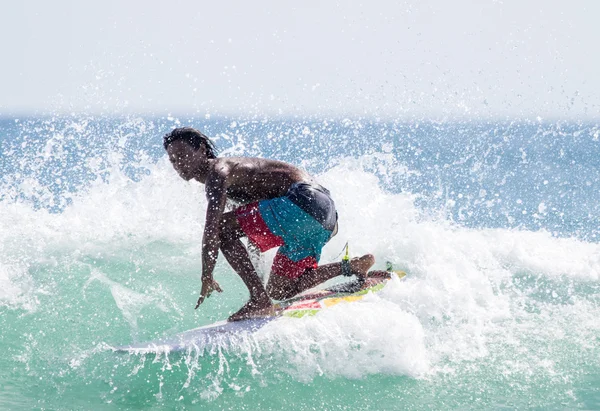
[1,1,599,119]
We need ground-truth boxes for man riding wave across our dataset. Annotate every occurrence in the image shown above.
[164,127,378,321]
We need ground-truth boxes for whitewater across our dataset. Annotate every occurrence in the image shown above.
[1,115,599,410]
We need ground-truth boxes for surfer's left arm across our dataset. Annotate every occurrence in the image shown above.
[195,166,228,308]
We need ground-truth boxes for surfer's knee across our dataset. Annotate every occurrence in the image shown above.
[362,253,375,267]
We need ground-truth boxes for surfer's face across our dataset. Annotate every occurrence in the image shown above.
[167,140,207,181]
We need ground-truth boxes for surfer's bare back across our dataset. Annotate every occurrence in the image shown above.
[164,127,378,321]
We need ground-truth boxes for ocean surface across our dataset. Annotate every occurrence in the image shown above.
[1,115,599,410]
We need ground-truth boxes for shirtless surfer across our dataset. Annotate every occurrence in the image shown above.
[164,127,378,321]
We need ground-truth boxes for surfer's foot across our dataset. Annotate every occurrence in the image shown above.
[228,296,274,322]
[367,269,392,279]
[348,254,376,280]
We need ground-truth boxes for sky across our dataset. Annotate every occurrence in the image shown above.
[1,0,599,119]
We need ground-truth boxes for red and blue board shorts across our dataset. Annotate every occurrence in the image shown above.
[235,182,337,279]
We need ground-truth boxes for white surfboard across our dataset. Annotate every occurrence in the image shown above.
[114,270,405,353]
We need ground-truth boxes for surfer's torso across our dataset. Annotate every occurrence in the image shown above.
[205,157,313,204]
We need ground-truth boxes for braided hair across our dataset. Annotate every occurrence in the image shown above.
[163,127,218,159]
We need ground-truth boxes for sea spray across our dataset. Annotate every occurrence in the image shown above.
[1,116,599,409]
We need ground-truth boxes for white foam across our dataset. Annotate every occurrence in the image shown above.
[0,261,38,311]
[253,287,429,380]
[3,153,600,381]
[83,268,172,341]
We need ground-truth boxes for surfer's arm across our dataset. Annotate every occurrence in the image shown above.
[195,168,228,309]
[201,168,229,282]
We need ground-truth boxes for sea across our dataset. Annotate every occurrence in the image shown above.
[0,114,599,410]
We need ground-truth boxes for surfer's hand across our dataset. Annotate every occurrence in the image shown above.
[195,278,223,309]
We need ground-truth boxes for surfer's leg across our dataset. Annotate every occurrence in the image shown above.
[267,254,376,300]
[219,211,272,321]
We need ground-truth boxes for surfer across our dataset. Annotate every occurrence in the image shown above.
[164,127,378,321]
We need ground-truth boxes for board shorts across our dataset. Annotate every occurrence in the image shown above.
[235,182,338,279]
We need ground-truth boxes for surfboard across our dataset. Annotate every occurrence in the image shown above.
[115,270,406,353]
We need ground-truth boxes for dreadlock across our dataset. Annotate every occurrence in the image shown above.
[163,127,218,159]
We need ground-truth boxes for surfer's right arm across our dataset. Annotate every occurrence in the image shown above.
[195,164,229,308]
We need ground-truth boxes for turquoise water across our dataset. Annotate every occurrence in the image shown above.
[1,116,599,409]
